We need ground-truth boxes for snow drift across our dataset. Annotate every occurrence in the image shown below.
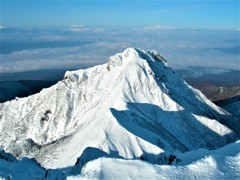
[0,48,239,172]
[1,141,239,179]
[69,141,240,180]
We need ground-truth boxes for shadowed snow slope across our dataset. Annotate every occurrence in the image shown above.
[68,141,240,180]
[1,141,239,179]
[0,48,239,169]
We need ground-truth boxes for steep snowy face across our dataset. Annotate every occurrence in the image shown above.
[0,48,238,169]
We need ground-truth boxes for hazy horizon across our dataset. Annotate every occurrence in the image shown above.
[0,0,239,78]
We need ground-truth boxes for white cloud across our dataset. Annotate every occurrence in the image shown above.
[0,41,125,73]
[71,24,85,28]
[0,47,101,73]
[33,35,68,41]
[0,26,7,29]
[144,25,174,31]
[0,28,239,73]
[64,25,104,33]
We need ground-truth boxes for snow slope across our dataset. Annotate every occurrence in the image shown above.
[224,101,240,118]
[1,141,239,179]
[217,95,240,119]
[0,150,46,179]
[0,48,239,170]
[69,141,240,180]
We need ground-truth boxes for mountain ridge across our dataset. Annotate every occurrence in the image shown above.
[0,48,238,169]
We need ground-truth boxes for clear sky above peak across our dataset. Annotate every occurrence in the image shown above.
[0,0,239,29]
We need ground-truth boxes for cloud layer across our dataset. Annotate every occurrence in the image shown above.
[0,26,239,73]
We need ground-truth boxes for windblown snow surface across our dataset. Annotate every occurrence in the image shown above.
[0,141,239,179]
[0,48,239,179]
[69,140,240,180]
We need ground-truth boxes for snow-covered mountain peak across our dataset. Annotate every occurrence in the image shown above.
[107,47,168,70]
[0,48,239,170]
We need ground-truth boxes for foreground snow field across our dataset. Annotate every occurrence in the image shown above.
[0,48,239,179]
[0,141,239,179]
[69,141,240,180]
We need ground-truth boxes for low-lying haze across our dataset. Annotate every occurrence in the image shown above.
[0,27,239,76]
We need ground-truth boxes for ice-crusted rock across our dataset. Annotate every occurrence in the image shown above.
[0,48,239,169]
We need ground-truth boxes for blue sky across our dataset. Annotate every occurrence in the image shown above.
[0,0,239,29]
